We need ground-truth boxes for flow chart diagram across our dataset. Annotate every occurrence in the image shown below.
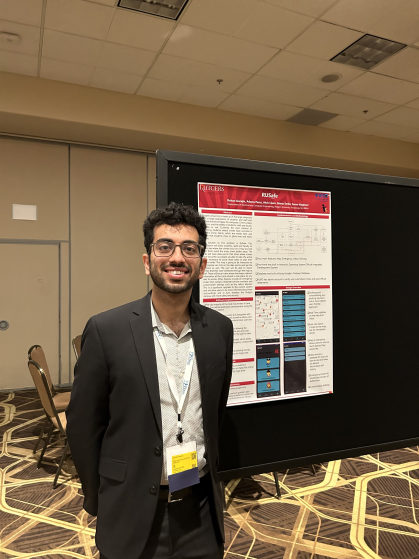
[256,221,327,255]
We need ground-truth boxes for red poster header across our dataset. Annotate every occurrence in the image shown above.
[255,285,330,290]
[198,183,330,214]
[203,297,253,302]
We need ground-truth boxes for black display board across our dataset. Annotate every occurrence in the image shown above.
[156,150,419,481]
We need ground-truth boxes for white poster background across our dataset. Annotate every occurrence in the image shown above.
[198,182,333,406]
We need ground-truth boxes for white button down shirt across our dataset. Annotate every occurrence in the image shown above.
[151,301,207,485]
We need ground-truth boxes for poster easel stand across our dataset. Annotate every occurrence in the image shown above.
[272,464,319,499]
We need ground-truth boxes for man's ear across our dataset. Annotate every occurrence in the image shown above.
[198,257,207,280]
[143,253,150,276]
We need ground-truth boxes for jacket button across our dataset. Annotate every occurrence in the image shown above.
[150,486,157,495]
[154,447,162,456]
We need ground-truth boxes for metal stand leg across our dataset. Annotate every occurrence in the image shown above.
[37,423,53,468]
[53,442,69,489]
[273,472,281,499]
[33,417,48,454]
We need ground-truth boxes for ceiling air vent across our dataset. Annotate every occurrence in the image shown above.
[118,0,190,20]
[287,109,337,126]
[331,34,406,70]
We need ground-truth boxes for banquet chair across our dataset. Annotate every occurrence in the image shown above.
[72,335,82,360]
[28,345,71,453]
[27,359,70,488]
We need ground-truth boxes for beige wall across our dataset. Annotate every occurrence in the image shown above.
[0,137,69,241]
[2,71,419,178]
[0,137,155,388]
[70,146,148,377]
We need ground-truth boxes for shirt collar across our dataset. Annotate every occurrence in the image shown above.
[150,299,192,338]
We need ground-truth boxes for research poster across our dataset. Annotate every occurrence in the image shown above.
[198,182,333,407]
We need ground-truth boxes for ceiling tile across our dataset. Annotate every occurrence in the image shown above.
[339,72,419,105]
[40,58,94,85]
[375,106,419,128]
[179,86,229,108]
[402,130,419,142]
[321,0,405,33]
[97,42,155,75]
[368,0,419,44]
[0,0,43,26]
[286,21,363,60]
[219,94,302,120]
[310,92,397,119]
[0,20,40,56]
[350,120,418,139]
[137,77,189,102]
[236,75,328,107]
[318,114,366,130]
[180,0,260,36]
[0,50,37,75]
[234,3,313,49]
[372,47,419,80]
[106,9,174,51]
[259,51,364,90]
[148,54,251,93]
[45,0,115,40]
[42,30,103,66]
[90,67,142,93]
[163,25,278,73]
[83,0,116,6]
[261,0,337,18]
[406,97,419,109]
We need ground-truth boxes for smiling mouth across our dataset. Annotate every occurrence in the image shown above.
[164,268,189,279]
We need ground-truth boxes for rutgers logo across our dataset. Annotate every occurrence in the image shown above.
[200,185,224,192]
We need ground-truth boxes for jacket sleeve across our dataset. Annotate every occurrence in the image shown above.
[218,320,234,430]
[66,316,110,516]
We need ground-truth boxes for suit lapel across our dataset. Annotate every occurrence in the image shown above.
[129,294,162,437]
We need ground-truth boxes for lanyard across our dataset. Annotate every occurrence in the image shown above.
[154,329,195,444]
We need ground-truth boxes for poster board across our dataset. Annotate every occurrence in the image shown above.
[157,150,419,480]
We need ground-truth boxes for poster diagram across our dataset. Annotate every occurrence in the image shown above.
[198,182,333,407]
[255,291,280,343]
[256,223,328,255]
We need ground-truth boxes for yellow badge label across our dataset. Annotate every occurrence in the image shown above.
[172,451,197,474]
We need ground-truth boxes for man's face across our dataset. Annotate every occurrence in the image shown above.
[143,224,207,295]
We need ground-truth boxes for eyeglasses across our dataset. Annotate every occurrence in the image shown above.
[150,240,204,258]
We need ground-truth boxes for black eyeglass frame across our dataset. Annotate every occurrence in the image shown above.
[150,240,205,258]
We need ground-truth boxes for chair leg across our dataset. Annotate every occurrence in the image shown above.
[53,441,69,489]
[37,423,54,468]
[33,417,48,454]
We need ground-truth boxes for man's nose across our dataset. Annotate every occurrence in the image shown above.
[170,245,186,260]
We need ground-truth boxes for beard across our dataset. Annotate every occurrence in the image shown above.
[149,260,201,294]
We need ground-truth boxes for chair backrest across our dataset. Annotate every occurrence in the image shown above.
[72,335,82,360]
[28,360,64,432]
[28,345,54,394]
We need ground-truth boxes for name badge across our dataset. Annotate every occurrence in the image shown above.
[166,441,200,493]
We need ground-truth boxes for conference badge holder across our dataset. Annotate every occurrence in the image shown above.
[166,440,200,500]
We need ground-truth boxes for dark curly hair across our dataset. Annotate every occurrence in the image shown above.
[143,202,207,255]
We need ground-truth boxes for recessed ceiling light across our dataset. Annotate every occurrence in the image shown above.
[0,32,20,44]
[287,109,337,126]
[331,34,406,70]
[118,0,190,20]
[321,73,341,83]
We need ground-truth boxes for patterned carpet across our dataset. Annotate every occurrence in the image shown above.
[1,390,419,559]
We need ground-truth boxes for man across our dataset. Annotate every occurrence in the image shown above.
[66,202,234,559]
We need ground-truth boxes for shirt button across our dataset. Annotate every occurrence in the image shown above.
[154,447,162,456]
[150,486,157,495]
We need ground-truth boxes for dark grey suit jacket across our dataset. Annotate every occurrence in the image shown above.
[66,292,233,559]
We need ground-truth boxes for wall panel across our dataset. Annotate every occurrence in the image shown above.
[70,147,148,344]
[0,138,69,240]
